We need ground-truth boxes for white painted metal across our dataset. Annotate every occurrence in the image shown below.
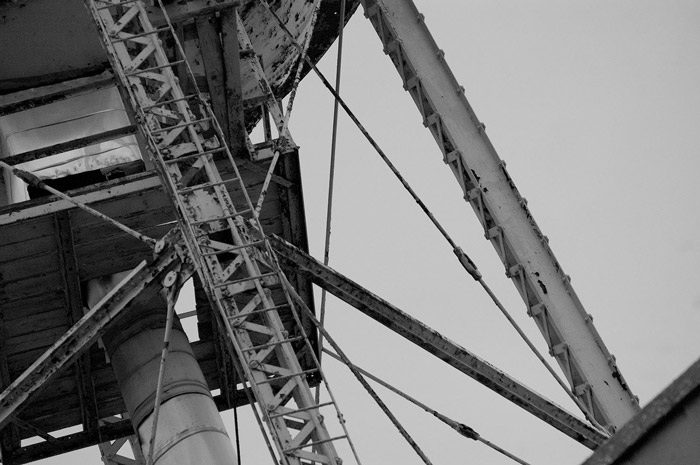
[83,1,350,463]
[359,0,640,431]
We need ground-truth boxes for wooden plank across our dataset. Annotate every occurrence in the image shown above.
[74,236,153,280]
[0,174,162,226]
[0,217,55,247]
[69,188,173,231]
[1,274,64,305]
[22,400,82,427]
[6,326,70,357]
[71,205,175,246]
[0,291,66,321]
[0,235,58,265]
[3,312,68,340]
[0,251,60,284]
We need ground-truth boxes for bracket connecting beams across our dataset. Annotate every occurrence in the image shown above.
[360,0,639,431]
[269,236,608,449]
[0,235,187,430]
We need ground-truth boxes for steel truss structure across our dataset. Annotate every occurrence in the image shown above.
[0,0,650,463]
[359,0,640,431]
[83,1,353,464]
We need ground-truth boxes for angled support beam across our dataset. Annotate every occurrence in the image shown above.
[359,0,639,430]
[0,313,20,464]
[269,235,608,449]
[0,230,189,430]
[8,418,134,464]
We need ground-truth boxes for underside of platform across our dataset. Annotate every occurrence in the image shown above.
[0,0,360,461]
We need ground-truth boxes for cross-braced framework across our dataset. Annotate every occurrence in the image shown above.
[0,1,654,463]
[84,1,355,463]
[359,0,639,432]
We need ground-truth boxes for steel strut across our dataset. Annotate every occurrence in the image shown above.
[83,1,349,464]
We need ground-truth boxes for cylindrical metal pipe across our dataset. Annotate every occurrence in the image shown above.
[87,273,237,465]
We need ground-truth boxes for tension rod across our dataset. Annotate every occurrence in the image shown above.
[0,160,157,248]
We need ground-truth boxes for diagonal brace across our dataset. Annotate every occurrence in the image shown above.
[268,235,607,449]
[0,230,190,430]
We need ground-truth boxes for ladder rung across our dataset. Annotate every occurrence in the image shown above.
[283,435,348,454]
[177,177,240,195]
[269,401,336,420]
[228,303,291,321]
[110,26,172,43]
[150,117,212,135]
[163,147,226,164]
[191,208,252,226]
[142,94,197,111]
[215,271,278,288]
[202,240,265,257]
[242,336,304,353]
[125,60,186,76]
[255,369,318,385]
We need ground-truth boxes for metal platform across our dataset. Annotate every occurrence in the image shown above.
[0,1,362,461]
[0,152,314,462]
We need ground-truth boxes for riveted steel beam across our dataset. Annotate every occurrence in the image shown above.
[359,0,639,430]
[269,235,608,449]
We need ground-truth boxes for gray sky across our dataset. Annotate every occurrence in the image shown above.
[39,1,700,464]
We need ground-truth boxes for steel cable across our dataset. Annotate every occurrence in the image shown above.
[317,0,347,397]
[258,1,609,435]
[323,349,534,465]
[279,273,434,465]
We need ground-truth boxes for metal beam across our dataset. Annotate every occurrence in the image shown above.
[0,173,161,225]
[269,235,608,449]
[359,0,639,430]
[0,231,187,430]
[7,418,133,464]
[54,211,100,434]
[3,125,137,167]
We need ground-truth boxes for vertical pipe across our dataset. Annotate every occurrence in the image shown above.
[87,274,237,465]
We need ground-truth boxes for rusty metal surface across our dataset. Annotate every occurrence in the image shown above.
[0,0,345,456]
[0,158,291,439]
[0,232,186,431]
[269,235,608,450]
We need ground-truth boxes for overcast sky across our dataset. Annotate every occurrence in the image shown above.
[39,1,700,464]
